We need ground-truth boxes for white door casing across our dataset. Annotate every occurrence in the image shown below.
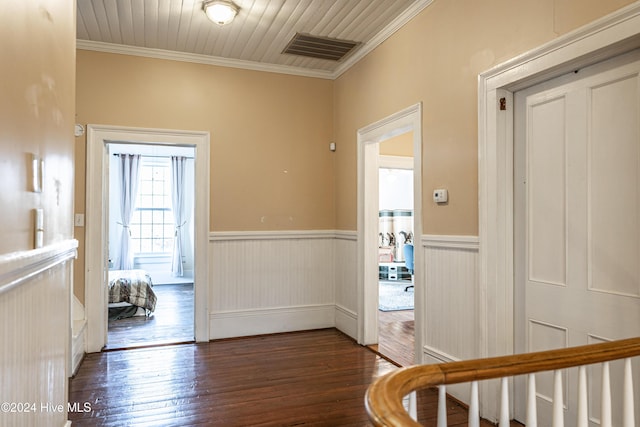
[514,49,640,424]
[478,2,640,421]
[357,103,423,364]
[85,125,210,352]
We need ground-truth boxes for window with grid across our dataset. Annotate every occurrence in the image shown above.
[130,158,175,254]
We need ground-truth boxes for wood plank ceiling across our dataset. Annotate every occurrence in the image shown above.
[76,0,428,78]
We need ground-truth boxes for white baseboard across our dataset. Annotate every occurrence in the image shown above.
[422,345,468,404]
[422,345,460,364]
[71,319,87,376]
[209,304,335,339]
[334,304,357,340]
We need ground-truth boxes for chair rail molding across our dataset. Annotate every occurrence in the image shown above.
[422,234,479,250]
[0,239,78,293]
[209,230,338,241]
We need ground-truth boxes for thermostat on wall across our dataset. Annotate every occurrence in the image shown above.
[433,189,448,203]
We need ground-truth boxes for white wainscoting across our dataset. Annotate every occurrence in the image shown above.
[208,231,480,350]
[0,240,77,427]
[334,231,358,339]
[71,295,87,376]
[209,231,337,339]
[422,235,480,363]
[421,235,479,404]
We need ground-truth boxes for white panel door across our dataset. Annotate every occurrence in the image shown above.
[514,49,640,425]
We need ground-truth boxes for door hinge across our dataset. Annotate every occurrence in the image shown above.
[499,97,507,111]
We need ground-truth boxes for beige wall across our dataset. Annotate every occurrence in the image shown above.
[75,51,334,300]
[380,132,413,157]
[333,0,635,235]
[0,1,76,254]
[73,0,636,300]
[76,51,334,232]
[0,3,75,423]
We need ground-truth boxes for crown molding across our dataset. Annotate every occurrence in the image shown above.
[333,0,434,78]
[76,0,434,81]
[76,39,335,80]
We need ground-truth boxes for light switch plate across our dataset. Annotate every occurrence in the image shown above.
[74,213,85,227]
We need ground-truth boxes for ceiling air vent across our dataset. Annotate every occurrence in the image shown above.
[282,33,360,61]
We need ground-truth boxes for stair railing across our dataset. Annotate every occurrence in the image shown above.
[366,337,640,426]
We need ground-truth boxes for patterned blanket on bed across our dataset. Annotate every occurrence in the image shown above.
[108,270,157,312]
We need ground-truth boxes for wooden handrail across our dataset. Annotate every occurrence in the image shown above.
[365,337,640,426]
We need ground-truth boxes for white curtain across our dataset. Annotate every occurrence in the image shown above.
[117,154,141,270]
[171,156,187,276]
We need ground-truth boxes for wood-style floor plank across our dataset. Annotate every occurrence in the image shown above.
[70,330,395,426]
[376,309,415,367]
[69,329,516,426]
[106,283,194,350]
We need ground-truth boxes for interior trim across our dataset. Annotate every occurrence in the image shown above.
[84,124,210,352]
[210,230,337,241]
[76,0,434,81]
[357,102,423,357]
[422,235,479,250]
[0,240,78,295]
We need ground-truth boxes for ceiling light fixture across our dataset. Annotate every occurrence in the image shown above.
[203,0,239,26]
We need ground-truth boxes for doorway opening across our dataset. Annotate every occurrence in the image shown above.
[105,142,196,350]
[374,136,415,366]
[85,125,210,353]
[357,103,422,365]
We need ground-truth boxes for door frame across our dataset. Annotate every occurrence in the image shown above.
[85,124,210,352]
[357,102,423,364]
[478,2,640,419]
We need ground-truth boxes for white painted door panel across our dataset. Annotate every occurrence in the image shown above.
[514,49,640,425]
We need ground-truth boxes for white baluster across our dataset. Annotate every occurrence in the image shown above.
[437,385,447,427]
[577,366,588,427]
[623,358,634,427]
[408,391,417,421]
[553,370,564,427]
[601,362,612,427]
[469,381,480,427]
[527,373,538,427]
[500,377,510,427]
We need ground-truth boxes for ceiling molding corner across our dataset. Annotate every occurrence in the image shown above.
[77,0,433,81]
[331,0,434,79]
[76,39,335,80]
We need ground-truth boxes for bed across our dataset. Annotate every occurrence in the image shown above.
[108,269,157,318]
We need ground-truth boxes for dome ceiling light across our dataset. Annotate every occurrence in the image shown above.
[203,0,239,26]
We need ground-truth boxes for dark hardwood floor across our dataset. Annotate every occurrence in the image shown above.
[69,329,505,426]
[78,283,522,425]
[373,278,415,367]
[375,309,414,367]
[106,283,194,350]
